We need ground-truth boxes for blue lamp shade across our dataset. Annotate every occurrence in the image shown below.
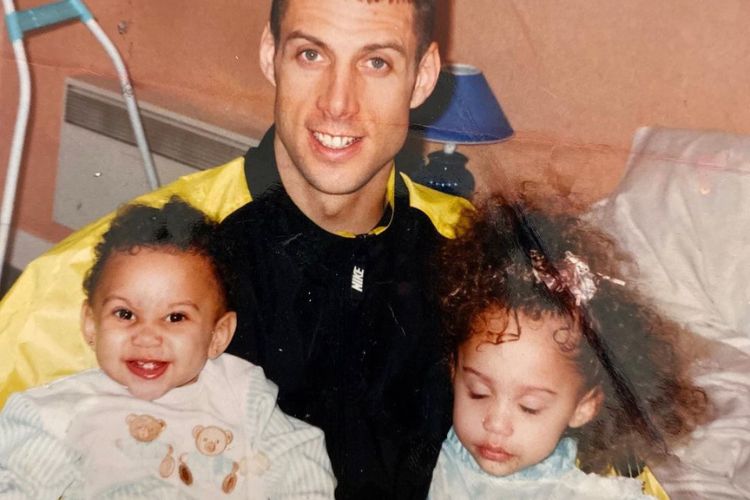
[412,64,513,144]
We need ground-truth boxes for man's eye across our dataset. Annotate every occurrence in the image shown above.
[368,57,388,70]
[469,392,489,400]
[114,308,133,320]
[300,49,320,62]
[167,312,186,323]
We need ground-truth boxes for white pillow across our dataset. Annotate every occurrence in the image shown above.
[588,126,750,352]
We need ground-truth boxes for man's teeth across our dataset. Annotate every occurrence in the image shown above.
[313,132,358,149]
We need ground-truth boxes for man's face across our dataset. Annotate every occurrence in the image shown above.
[260,0,439,198]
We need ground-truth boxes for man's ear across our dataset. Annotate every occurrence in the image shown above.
[409,42,441,109]
[81,300,96,350]
[208,311,237,359]
[259,23,277,87]
[568,386,604,428]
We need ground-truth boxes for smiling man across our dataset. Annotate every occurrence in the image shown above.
[262,0,442,234]
[216,0,470,498]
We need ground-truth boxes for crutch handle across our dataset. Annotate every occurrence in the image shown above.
[5,0,92,42]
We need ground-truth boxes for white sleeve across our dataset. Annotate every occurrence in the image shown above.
[260,409,336,499]
[0,393,82,500]
[243,365,335,499]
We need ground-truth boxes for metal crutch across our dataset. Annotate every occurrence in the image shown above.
[1,0,160,285]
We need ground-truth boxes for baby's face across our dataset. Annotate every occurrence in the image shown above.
[452,308,599,476]
[82,248,235,400]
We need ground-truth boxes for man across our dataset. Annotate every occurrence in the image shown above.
[218,1,469,497]
[0,0,468,497]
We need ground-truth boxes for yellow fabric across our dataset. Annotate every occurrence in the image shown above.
[639,466,670,499]
[0,158,251,407]
[399,172,473,239]
[603,464,669,499]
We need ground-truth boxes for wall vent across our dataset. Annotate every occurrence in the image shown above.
[54,76,257,230]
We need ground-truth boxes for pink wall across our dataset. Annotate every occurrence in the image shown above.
[441,0,750,204]
[2,0,749,244]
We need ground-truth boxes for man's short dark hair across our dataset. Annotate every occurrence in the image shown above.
[269,0,436,59]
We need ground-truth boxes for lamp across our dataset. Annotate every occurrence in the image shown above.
[410,64,513,198]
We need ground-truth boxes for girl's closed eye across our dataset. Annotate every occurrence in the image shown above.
[518,397,546,415]
[467,383,491,400]
[469,391,490,400]
[519,405,543,415]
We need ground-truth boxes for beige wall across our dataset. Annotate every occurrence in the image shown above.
[2,0,749,244]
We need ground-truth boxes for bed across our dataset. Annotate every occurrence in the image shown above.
[588,126,750,499]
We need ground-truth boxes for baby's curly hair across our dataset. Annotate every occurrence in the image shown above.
[83,196,231,310]
[435,198,709,474]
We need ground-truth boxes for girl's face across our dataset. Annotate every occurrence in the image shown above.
[452,308,601,476]
[81,248,236,400]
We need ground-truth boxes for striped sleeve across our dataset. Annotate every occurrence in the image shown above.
[245,367,336,499]
[0,393,82,499]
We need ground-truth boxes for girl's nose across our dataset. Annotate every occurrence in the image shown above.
[482,406,514,436]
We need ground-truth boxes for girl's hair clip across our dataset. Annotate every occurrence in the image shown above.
[530,250,625,306]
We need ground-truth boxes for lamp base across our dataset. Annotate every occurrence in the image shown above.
[413,150,474,199]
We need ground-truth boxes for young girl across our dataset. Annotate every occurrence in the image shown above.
[428,200,709,499]
[0,198,335,499]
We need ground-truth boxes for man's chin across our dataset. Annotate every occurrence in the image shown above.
[294,159,391,197]
[305,178,373,197]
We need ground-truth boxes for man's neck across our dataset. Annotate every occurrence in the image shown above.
[277,159,392,236]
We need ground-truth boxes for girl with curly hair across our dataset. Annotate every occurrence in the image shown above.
[428,199,709,499]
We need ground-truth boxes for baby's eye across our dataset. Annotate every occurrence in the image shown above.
[167,312,187,323]
[114,308,134,320]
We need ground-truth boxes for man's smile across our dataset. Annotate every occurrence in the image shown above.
[312,130,362,150]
